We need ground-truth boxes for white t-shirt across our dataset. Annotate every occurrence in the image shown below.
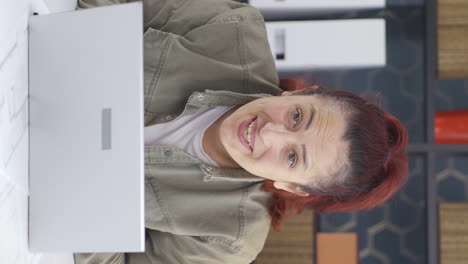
[144,106,233,166]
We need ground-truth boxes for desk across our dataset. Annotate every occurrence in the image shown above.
[0,0,75,263]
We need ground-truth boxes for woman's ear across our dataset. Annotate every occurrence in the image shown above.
[273,182,310,197]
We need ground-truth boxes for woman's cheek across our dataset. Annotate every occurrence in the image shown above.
[260,151,280,170]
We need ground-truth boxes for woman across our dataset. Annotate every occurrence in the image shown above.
[75,0,408,263]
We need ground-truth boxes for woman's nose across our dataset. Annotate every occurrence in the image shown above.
[260,122,291,143]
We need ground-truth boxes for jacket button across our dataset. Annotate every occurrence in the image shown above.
[197,94,205,101]
[164,150,173,157]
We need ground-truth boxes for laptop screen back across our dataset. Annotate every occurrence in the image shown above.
[29,2,144,252]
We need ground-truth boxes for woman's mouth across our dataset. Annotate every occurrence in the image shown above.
[238,117,257,152]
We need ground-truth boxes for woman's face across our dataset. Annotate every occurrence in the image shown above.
[219,91,351,195]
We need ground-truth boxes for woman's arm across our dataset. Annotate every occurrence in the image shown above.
[77,0,252,33]
[74,232,253,264]
[74,253,128,264]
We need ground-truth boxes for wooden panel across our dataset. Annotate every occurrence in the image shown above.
[256,210,314,264]
[437,0,468,79]
[316,233,358,264]
[439,203,468,264]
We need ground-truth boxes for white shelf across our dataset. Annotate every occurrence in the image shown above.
[265,19,386,71]
[250,0,385,19]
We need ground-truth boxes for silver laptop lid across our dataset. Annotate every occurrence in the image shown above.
[29,3,144,252]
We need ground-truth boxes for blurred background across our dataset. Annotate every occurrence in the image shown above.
[244,0,468,264]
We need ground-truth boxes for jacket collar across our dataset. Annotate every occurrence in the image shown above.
[145,89,274,182]
[144,146,264,182]
[198,163,264,182]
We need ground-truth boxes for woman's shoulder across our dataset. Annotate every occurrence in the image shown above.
[145,164,271,258]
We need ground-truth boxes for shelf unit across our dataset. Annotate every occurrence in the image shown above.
[411,0,468,263]
[421,0,438,263]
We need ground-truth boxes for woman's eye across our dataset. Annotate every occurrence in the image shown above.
[287,150,297,168]
[292,108,302,127]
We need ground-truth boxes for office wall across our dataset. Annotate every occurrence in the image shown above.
[274,1,426,263]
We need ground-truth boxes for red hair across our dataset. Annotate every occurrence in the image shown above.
[264,78,409,231]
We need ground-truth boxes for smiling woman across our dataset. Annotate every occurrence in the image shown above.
[259,79,409,230]
[201,80,408,231]
[74,0,408,263]
[206,88,351,191]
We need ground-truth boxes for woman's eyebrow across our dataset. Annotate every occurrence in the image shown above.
[302,144,308,170]
[305,104,315,130]
[302,105,315,171]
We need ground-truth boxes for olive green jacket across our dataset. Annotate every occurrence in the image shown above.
[75,0,281,263]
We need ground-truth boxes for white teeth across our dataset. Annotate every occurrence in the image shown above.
[246,121,254,146]
[244,128,248,143]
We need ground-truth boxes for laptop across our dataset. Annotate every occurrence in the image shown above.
[28,2,144,253]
